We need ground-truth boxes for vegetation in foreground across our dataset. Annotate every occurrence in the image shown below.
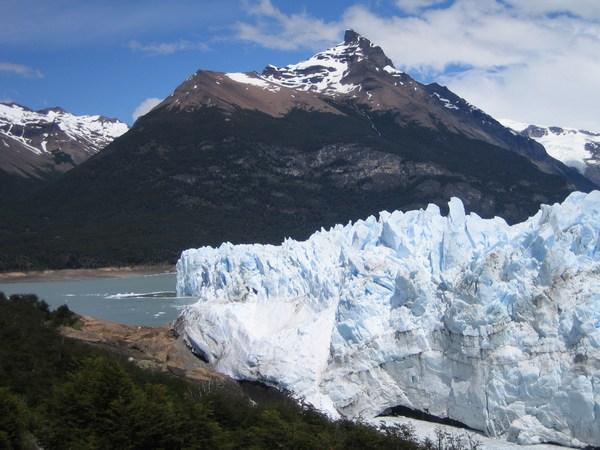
[0,292,427,449]
[0,293,485,449]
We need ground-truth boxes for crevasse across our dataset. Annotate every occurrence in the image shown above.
[176,191,600,447]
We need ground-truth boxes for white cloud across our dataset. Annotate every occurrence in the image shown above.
[0,62,43,78]
[236,0,600,130]
[128,39,208,55]
[395,0,449,14]
[132,97,162,122]
[235,0,340,50]
[501,0,600,20]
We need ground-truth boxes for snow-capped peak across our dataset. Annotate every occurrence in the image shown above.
[0,102,128,157]
[500,118,600,183]
[259,29,401,96]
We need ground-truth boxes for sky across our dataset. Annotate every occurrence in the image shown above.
[1,0,599,129]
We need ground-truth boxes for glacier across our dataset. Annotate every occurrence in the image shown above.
[176,191,600,447]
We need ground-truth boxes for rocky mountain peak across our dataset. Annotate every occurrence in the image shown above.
[342,29,394,69]
[343,29,361,44]
[0,102,129,178]
[260,29,399,96]
[37,106,67,114]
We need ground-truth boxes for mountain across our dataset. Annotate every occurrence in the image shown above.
[158,30,585,184]
[177,191,600,447]
[0,102,128,199]
[501,119,600,185]
[0,30,594,270]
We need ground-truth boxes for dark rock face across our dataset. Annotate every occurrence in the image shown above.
[522,125,548,138]
[586,141,600,156]
[342,29,395,69]
[0,31,593,270]
[0,106,580,270]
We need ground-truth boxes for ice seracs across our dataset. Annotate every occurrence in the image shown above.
[177,191,600,448]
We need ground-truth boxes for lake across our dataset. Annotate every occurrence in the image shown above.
[0,272,198,326]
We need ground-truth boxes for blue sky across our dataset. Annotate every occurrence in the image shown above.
[2,0,600,129]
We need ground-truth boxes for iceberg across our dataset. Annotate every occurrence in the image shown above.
[176,191,600,447]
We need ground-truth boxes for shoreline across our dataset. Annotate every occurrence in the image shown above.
[0,264,176,283]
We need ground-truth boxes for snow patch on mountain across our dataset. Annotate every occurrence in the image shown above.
[383,65,403,76]
[177,191,600,447]
[431,92,460,110]
[258,30,398,96]
[260,42,361,95]
[224,72,281,93]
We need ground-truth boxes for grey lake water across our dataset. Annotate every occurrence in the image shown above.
[0,272,198,326]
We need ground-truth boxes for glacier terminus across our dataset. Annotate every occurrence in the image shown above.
[176,191,600,447]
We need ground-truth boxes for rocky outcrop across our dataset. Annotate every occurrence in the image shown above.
[61,315,226,384]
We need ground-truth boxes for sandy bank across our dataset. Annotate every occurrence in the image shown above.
[0,264,175,283]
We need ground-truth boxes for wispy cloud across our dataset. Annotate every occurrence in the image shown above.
[0,0,236,48]
[128,39,208,55]
[500,0,600,20]
[235,0,339,50]
[0,62,43,78]
[394,0,450,15]
[235,0,600,130]
[132,97,162,122]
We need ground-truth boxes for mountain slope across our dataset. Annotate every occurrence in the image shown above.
[0,31,593,270]
[501,119,600,185]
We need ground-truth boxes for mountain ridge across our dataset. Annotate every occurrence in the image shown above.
[0,30,593,270]
[501,118,600,185]
[153,30,591,191]
[0,102,128,180]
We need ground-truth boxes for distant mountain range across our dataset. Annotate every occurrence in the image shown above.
[0,30,595,270]
[501,119,600,185]
[0,102,128,202]
[0,102,127,178]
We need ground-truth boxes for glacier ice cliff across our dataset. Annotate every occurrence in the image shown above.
[176,191,600,447]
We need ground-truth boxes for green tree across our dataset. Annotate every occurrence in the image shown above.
[0,387,31,450]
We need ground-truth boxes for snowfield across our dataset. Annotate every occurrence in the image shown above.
[501,119,600,175]
[177,192,600,447]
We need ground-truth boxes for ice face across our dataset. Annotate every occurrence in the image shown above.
[177,191,600,447]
